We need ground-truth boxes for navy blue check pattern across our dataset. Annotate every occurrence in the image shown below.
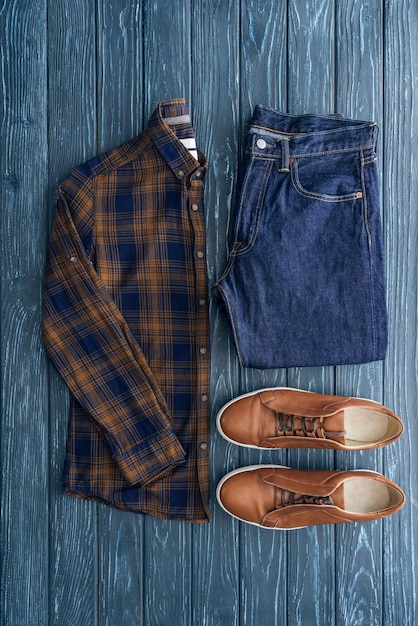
[43,100,211,521]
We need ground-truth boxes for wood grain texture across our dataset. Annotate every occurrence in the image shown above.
[382,1,418,624]
[1,1,418,625]
[143,521,192,626]
[335,0,383,120]
[46,2,98,624]
[239,0,288,114]
[287,0,335,114]
[1,2,49,625]
[98,515,144,626]
[143,0,192,116]
[97,0,144,151]
[334,3,385,624]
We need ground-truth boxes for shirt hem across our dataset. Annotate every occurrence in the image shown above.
[63,485,211,523]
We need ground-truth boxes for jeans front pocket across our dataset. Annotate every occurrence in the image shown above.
[232,155,274,255]
[290,150,363,203]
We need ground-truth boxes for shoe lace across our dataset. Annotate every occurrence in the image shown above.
[274,411,345,439]
[275,489,333,508]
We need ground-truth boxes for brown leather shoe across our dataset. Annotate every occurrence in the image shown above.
[216,465,405,529]
[217,388,404,451]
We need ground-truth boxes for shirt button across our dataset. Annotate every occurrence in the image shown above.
[199,347,207,355]
[191,203,199,211]
[200,442,208,450]
[177,170,185,177]
[201,394,208,402]
[198,298,206,306]
[197,250,204,258]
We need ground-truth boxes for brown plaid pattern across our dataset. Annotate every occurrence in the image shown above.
[43,100,211,521]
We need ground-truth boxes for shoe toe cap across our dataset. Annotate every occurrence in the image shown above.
[218,469,275,524]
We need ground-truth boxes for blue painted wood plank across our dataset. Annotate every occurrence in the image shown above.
[334,2,385,625]
[1,2,418,625]
[46,1,99,624]
[383,2,418,624]
[0,1,49,625]
[97,0,144,150]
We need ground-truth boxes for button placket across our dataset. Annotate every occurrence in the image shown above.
[171,142,209,517]
[188,176,210,469]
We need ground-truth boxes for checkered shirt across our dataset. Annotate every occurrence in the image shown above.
[43,99,211,521]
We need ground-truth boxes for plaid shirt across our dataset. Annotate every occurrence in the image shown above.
[43,100,211,522]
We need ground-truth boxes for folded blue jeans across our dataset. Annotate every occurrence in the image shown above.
[213,106,388,369]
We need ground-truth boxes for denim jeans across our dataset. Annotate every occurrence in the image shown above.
[213,106,388,369]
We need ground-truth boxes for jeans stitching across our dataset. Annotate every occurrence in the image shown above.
[213,242,240,286]
[361,151,372,247]
[250,121,376,138]
[236,159,273,255]
[362,155,377,165]
[291,144,374,157]
[291,159,361,203]
[251,144,375,159]
[229,154,256,252]
[360,149,377,358]
[214,283,244,366]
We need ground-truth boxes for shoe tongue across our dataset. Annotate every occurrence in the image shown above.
[323,410,346,443]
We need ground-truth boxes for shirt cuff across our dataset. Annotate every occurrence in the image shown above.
[114,428,186,487]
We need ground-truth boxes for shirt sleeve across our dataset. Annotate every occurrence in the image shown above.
[42,186,186,487]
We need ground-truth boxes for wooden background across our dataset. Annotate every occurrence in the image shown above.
[1,1,417,624]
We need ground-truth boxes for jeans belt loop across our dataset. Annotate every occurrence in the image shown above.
[279,138,290,172]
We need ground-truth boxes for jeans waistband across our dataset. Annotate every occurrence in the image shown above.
[249,105,378,155]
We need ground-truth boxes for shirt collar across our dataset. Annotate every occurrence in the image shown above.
[147,99,207,180]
